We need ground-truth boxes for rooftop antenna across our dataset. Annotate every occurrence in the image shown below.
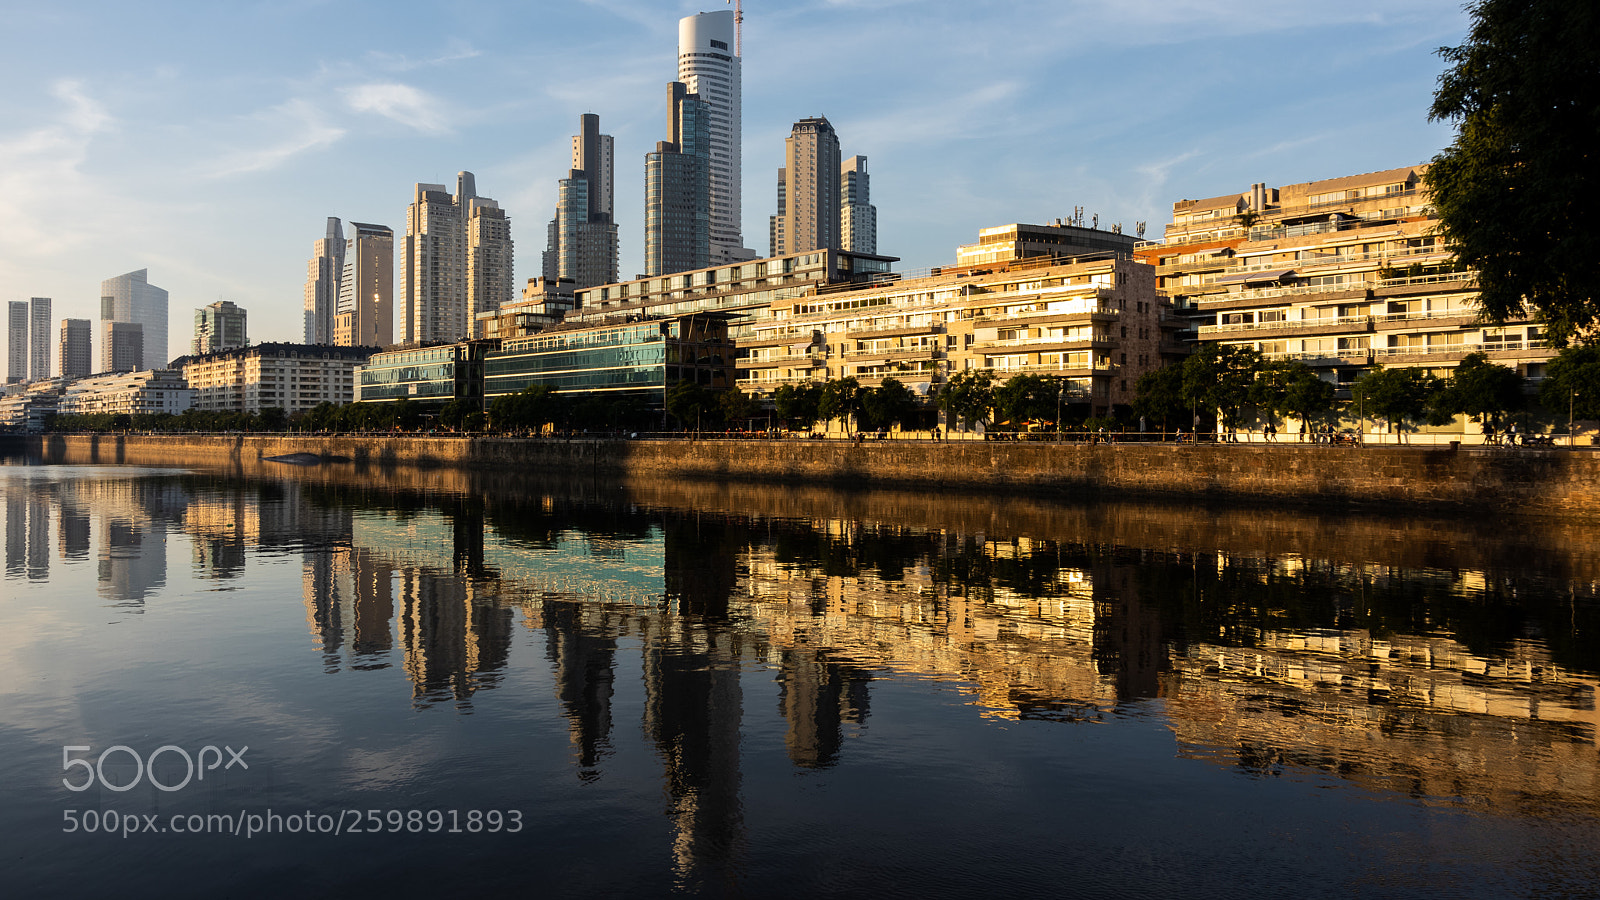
[726,0,742,56]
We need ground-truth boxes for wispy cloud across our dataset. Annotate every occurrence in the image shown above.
[0,80,115,258]
[205,98,345,178]
[363,39,482,72]
[344,82,452,134]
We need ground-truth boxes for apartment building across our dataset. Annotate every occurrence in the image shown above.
[1139,165,1552,394]
[736,253,1164,417]
[59,370,193,417]
[176,343,373,414]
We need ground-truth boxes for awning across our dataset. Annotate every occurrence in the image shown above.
[1212,268,1294,285]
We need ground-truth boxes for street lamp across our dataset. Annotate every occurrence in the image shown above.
[1571,389,1579,448]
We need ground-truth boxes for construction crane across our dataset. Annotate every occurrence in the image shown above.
[726,0,742,56]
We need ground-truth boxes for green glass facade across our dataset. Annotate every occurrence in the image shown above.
[357,343,490,404]
[484,317,732,405]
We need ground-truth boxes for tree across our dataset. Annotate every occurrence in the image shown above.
[862,377,919,433]
[1352,366,1440,442]
[993,374,1060,431]
[666,381,714,432]
[718,388,757,430]
[773,382,822,431]
[1182,344,1261,435]
[1281,370,1337,438]
[1539,344,1600,421]
[936,370,995,432]
[1427,0,1600,345]
[489,385,560,433]
[1435,351,1526,435]
[1249,360,1306,432]
[818,376,863,435]
[1133,366,1186,433]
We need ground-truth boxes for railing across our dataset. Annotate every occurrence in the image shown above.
[970,305,1119,324]
[1197,281,1374,305]
[971,336,1109,351]
[1376,271,1476,289]
[1199,315,1370,336]
[1261,348,1374,363]
[736,352,825,366]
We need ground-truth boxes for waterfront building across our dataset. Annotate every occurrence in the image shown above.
[355,341,497,408]
[59,319,92,379]
[645,83,712,277]
[175,343,373,414]
[735,243,1165,418]
[474,277,575,341]
[303,218,344,344]
[0,379,63,432]
[6,301,25,383]
[547,115,619,291]
[677,10,748,265]
[29,297,50,381]
[402,173,513,345]
[957,222,1142,268]
[773,117,841,256]
[59,369,193,417]
[192,300,248,356]
[840,156,877,255]
[101,269,169,370]
[335,222,395,348]
[102,321,144,373]
[1139,165,1554,414]
[483,314,735,407]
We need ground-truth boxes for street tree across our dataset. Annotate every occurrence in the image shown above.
[862,377,919,433]
[1352,366,1440,442]
[993,374,1062,432]
[1427,0,1600,344]
[1132,365,1185,433]
[1182,344,1261,435]
[1434,351,1526,435]
[1539,344,1600,422]
[818,376,863,435]
[1281,369,1337,438]
[937,370,995,433]
[718,388,757,430]
[666,381,715,432]
[773,382,822,431]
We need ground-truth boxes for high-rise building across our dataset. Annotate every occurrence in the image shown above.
[102,321,144,373]
[100,269,169,370]
[28,297,50,380]
[6,301,26,383]
[60,319,92,379]
[773,117,841,256]
[645,83,712,277]
[334,223,394,348]
[677,11,749,264]
[840,156,877,255]
[546,115,619,291]
[769,168,786,259]
[192,300,248,356]
[401,172,512,345]
[304,218,344,344]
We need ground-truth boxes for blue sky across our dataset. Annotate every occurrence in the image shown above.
[0,0,1468,356]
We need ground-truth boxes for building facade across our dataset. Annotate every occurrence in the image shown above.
[335,222,395,348]
[59,319,92,380]
[356,342,496,407]
[645,82,712,277]
[774,117,841,256]
[102,322,144,374]
[101,269,169,370]
[29,297,50,381]
[677,10,746,264]
[474,277,575,341]
[192,300,248,356]
[1140,165,1553,425]
[304,217,344,344]
[483,314,734,406]
[547,115,619,291]
[59,370,193,417]
[6,301,25,383]
[402,173,512,345]
[176,343,373,414]
[840,156,877,255]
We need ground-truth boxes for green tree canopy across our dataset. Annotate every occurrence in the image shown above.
[1281,369,1337,434]
[1182,344,1261,430]
[993,374,1061,430]
[489,385,561,433]
[718,388,757,428]
[818,376,863,434]
[1428,0,1600,344]
[1539,344,1600,420]
[861,377,919,432]
[1353,366,1441,442]
[773,382,823,430]
[1435,351,1526,431]
[937,370,995,431]
[1133,366,1186,431]
[666,381,714,431]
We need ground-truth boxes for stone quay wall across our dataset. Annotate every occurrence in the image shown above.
[18,433,1600,520]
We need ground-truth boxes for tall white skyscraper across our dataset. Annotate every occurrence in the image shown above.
[6,301,26,383]
[29,297,50,380]
[401,172,512,345]
[840,156,877,255]
[304,218,344,344]
[678,10,750,264]
[100,269,169,370]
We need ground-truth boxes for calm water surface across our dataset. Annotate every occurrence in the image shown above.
[2,456,1598,898]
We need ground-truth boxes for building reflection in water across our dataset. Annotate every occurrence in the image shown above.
[541,599,618,776]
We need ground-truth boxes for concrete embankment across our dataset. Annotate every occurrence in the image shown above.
[17,432,1600,520]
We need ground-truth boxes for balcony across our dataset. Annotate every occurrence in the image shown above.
[1198,315,1371,336]
[971,336,1112,351]
[970,304,1119,324]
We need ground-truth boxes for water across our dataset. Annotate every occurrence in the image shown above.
[2,455,1598,898]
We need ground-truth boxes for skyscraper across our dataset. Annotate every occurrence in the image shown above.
[401,172,512,345]
[774,117,841,256]
[304,218,344,344]
[645,82,712,277]
[192,300,248,356]
[546,115,619,290]
[677,11,749,264]
[101,269,169,370]
[840,156,877,255]
[334,223,394,348]
[102,321,144,373]
[60,319,92,379]
[28,297,51,380]
[6,301,26,383]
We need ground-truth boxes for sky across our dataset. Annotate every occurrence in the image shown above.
[0,0,1471,364]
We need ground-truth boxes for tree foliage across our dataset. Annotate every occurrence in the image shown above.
[1352,366,1441,441]
[774,382,822,430]
[818,376,863,434]
[1434,351,1526,430]
[488,385,562,433]
[666,381,714,431]
[1428,0,1600,344]
[861,377,919,432]
[993,374,1061,430]
[1539,344,1600,420]
[936,370,995,431]
[1182,344,1261,430]
[1132,366,1186,431]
